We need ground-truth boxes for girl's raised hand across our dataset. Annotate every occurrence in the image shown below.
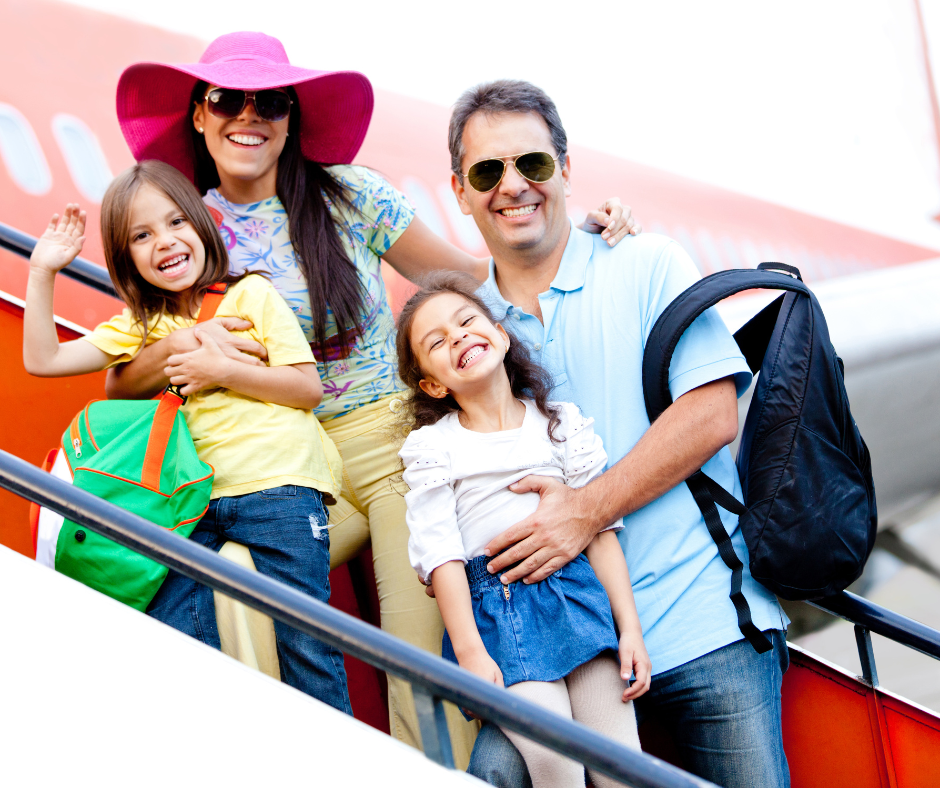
[30,205,86,274]
[618,629,652,702]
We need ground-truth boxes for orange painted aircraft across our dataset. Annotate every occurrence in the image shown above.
[2,1,940,785]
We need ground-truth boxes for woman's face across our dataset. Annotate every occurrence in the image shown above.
[192,84,289,202]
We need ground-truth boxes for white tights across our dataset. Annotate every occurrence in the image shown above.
[502,655,641,788]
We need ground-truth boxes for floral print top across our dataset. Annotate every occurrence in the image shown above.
[203,165,415,420]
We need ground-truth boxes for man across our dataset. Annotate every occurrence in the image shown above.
[447,80,790,788]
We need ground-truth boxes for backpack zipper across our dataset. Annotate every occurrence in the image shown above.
[69,412,83,458]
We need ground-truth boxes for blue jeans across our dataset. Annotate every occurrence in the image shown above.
[147,485,351,715]
[467,630,789,788]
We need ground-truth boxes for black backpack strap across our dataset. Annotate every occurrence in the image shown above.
[687,472,771,653]
[642,267,810,654]
[643,268,809,423]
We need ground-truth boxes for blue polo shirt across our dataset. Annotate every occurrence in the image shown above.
[477,224,787,674]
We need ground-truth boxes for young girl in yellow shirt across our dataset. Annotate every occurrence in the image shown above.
[22,160,349,712]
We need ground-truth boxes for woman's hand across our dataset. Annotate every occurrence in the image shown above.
[169,317,268,365]
[580,198,641,247]
[30,205,86,275]
[165,329,233,395]
[618,628,652,702]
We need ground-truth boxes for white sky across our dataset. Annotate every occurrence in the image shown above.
[66,0,940,250]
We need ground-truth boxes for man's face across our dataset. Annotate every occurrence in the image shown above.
[452,111,571,261]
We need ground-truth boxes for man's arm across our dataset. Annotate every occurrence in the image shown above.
[484,376,739,584]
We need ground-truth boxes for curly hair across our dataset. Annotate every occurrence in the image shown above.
[395,270,563,442]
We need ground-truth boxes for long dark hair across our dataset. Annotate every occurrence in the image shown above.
[395,271,563,442]
[100,160,248,342]
[189,82,365,360]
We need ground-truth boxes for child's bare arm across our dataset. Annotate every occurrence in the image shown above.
[23,206,115,377]
[585,530,652,700]
[164,330,322,409]
[430,561,503,686]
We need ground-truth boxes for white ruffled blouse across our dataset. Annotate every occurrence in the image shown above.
[399,400,623,583]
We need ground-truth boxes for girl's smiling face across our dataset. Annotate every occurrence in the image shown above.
[410,291,512,400]
[127,183,206,295]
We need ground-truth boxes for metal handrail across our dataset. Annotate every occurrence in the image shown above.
[0,221,117,297]
[0,448,715,788]
[811,592,940,661]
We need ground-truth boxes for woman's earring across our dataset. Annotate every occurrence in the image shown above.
[198,127,204,133]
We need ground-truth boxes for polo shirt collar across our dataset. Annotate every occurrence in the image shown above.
[550,220,593,293]
[481,220,593,313]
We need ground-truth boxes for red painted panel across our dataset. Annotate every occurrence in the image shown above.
[782,650,888,787]
[882,696,940,788]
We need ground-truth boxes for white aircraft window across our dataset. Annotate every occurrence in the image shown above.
[401,176,447,239]
[51,114,113,203]
[0,104,52,195]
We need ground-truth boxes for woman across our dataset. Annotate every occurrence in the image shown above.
[111,31,638,763]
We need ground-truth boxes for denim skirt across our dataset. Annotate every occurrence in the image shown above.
[442,552,619,687]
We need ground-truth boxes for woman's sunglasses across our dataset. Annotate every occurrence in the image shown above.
[200,88,292,123]
[463,151,558,193]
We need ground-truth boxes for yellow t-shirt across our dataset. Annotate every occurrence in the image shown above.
[82,275,343,501]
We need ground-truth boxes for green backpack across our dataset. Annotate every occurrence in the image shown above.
[54,285,227,611]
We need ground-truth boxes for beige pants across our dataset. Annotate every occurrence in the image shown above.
[215,394,478,769]
[324,394,479,768]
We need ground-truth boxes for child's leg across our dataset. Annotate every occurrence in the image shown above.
[147,500,225,646]
[504,680,585,788]
[224,485,352,715]
[566,654,641,788]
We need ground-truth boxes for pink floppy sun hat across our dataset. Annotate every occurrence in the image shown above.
[116,31,374,182]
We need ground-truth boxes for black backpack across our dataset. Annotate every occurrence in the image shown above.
[642,262,877,654]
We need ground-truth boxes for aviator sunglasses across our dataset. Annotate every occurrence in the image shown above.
[200,88,293,123]
[463,151,558,193]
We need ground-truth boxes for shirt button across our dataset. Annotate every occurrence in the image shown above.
[389,398,404,413]
[514,313,521,320]
[534,343,542,351]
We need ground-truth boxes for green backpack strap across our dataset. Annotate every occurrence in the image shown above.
[141,282,229,491]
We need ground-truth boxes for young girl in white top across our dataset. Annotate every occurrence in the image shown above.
[22,160,348,712]
[395,272,651,788]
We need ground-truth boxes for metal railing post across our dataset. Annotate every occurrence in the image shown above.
[412,687,455,768]
[854,625,880,687]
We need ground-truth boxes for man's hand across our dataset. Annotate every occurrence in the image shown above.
[483,476,602,584]
[165,330,233,395]
[618,630,652,702]
[169,316,268,366]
